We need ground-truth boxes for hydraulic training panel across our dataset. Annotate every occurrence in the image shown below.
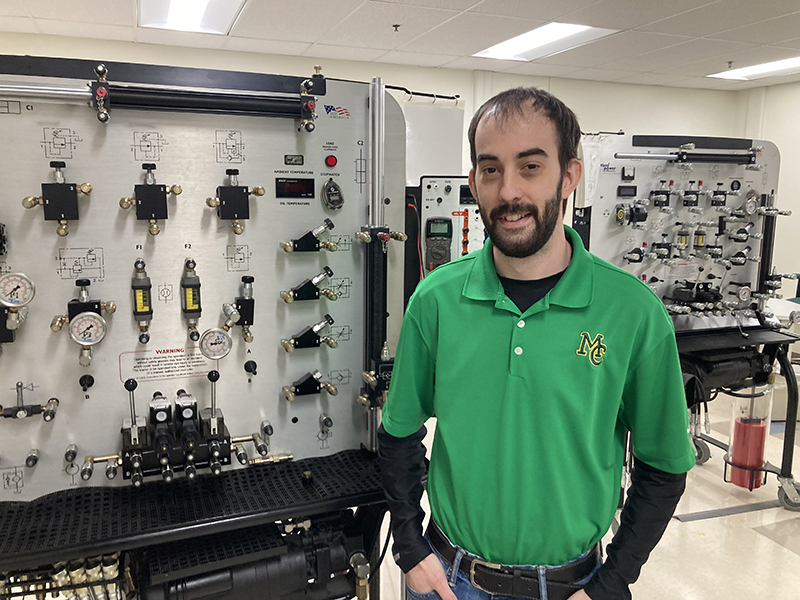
[0,55,407,600]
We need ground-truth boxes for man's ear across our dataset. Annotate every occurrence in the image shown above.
[561,158,583,199]
[468,168,477,199]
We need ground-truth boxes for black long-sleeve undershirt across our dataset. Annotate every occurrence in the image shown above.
[378,424,687,599]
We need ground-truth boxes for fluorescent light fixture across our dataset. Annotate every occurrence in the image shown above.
[707,56,800,80]
[473,22,618,62]
[139,0,246,35]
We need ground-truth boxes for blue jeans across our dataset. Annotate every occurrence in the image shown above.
[406,533,602,600]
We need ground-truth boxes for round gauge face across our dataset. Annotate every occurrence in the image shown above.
[199,327,232,360]
[0,272,36,308]
[744,197,758,215]
[737,286,752,303]
[68,311,107,346]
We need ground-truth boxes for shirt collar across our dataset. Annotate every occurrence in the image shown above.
[462,225,594,309]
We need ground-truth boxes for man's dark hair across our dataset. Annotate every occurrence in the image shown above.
[468,87,581,175]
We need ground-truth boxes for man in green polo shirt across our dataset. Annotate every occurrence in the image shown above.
[379,87,695,600]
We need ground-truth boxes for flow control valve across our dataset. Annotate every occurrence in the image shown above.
[22,161,92,236]
[729,246,760,266]
[206,169,265,234]
[1,381,59,421]
[282,370,338,402]
[131,258,153,344]
[181,258,202,341]
[50,279,115,367]
[233,276,255,342]
[280,219,337,252]
[281,314,337,352]
[120,163,182,235]
[280,266,337,303]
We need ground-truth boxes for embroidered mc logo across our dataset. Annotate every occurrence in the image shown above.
[576,332,607,366]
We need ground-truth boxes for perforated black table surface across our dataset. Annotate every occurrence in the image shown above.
[0,450,384,571]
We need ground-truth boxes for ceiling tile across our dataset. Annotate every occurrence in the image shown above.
[653,46,800,78]
[136,27,227,49]
[375,50,454,67]
[0,15,37,33]
[303,44,387,62]
[538,31,690,68]
[669,77,741,90]
[558,0,715,30]
[0,1,28,17]
[36,19,134,41]
[375,0,479,9]
[438,56,527,72]
[775,38,800,50]
[232,0,364,43]
[613,72,697,86]
[638,0,800,37]
[24,0,134,26]
[709,12,800,45]
[396,12,545,56]
[559,67,640,81]
[601,38,756,72]
[317,2,459,50]
[501,63,583,77]
[467,0,598,22]
[221,36,311,55]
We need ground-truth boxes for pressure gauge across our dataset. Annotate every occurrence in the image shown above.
[736,285,752,303]
[743,192,759,215]
[199,327,233,360]
[0,273,36,307]
[68,311,107,346]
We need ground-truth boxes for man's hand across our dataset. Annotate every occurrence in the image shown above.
[405,554,458,600]
[567,589,591,600]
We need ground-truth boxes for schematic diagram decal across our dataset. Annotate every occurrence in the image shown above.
[132,132,167,161]
[0,100,22,114]
[56,247,104,280]
[330,235,352,252]
[330,325,352,343]
[355,147,366,193]
[1,467,24,494]
[41,127,82,159]
[157,283,174,303]
[225,245,251,272]
[328,369,352,385]
[330,278,352,299]
[215,130,245,163]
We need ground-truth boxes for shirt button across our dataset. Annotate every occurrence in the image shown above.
[517,320,525,328]
[514,347,523,356]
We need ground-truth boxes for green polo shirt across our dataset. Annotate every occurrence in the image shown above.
[382,225,695,567]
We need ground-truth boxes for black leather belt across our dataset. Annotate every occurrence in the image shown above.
[427,522,600,600]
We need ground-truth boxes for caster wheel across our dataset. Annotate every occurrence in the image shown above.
[778,486,800,512]
[693,439,711,465]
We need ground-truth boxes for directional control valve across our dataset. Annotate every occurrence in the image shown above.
[280,266,337,303]
[282,370,338,402]
[50,279,115,367]
[206,169,265,234]
[120,163,182,235]
[281,314,337,352]
[280,219,337,252]
[22,161,92,236]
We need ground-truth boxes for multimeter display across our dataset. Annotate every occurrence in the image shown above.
[425,217,453,272]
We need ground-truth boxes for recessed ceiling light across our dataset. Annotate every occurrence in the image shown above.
[139,0,247,35]
[707,56,800,80]
[473,22,618,62]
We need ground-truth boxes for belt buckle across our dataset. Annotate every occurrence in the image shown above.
[468,557,504,594]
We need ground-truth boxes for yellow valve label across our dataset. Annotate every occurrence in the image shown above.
[135,289,150,313]
[185,287,199,310]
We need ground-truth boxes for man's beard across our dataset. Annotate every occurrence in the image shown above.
[478,180,563,259]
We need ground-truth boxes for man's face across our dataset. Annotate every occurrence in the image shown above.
[468,106,578,259]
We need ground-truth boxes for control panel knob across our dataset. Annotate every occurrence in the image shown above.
[124,379,138,392]
[208,370,220,383]
[79,375,95,392]
[244,361,258,376]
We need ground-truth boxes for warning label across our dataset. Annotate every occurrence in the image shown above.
[119,347,213,381]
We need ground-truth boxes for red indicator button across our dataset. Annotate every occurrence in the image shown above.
[325,155,338,168]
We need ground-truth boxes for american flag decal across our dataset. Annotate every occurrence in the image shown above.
[325,105,351,118]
